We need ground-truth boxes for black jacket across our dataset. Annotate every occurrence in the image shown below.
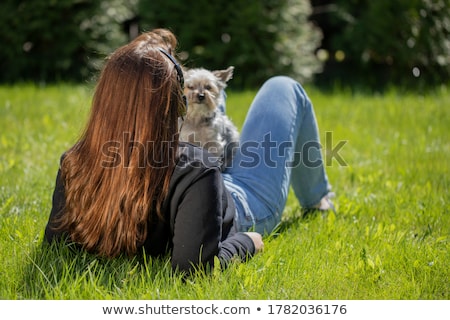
[44,142,255,273]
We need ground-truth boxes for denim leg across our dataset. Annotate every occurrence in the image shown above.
[222,76,330,234]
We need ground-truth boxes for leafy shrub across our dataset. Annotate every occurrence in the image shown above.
[314,0,450,89]
[0,0,135,83]
[139,0,323,88]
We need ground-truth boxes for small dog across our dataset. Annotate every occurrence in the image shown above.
[179,66,239,169]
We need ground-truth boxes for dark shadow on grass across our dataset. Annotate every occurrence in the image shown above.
[19,240,175,299]
[265,207,328,240]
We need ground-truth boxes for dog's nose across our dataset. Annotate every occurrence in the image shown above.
[198,93,205,101]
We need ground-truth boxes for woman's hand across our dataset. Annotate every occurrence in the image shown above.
[244,232,264,253]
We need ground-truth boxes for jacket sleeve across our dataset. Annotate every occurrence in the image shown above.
[44,167,66,243]
[171,168,255,273]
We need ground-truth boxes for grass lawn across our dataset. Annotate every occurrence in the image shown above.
[0,83,448,299]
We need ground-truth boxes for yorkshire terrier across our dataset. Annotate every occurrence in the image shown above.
[179,66,239,169]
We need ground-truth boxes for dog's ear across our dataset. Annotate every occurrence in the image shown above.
[213,66,234,83]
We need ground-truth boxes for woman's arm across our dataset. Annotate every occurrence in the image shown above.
[171,168,256,273]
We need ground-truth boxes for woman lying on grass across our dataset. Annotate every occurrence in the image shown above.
[44,28,334,274]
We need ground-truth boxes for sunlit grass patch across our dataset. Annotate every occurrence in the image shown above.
[1,83,448,299]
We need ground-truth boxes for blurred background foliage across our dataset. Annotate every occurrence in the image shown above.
[313,0,450,89]
[0,0,448,90]
[139,0,323,88]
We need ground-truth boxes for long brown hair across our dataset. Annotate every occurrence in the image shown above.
[56,29,185,257]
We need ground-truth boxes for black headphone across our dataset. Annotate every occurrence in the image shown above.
[158,48,188,113]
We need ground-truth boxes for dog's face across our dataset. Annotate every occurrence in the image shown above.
[184,66,234,114]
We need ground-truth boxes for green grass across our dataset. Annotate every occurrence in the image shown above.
[0,83,448,299]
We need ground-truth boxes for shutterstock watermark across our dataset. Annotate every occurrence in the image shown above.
[324,131,348,167]
[100,131,348,169]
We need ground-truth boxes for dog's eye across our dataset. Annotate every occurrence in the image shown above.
[205,85,211,90]
[187,84,194,90]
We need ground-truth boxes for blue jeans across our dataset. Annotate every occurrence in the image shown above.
[221,76,331,234]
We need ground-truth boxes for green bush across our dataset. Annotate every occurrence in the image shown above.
[4,0,447,89]
[319,0,450,89]
[0,0,135,83]
[139,0,323,88]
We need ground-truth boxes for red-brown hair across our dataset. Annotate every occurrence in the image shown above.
[55,29,185,257]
